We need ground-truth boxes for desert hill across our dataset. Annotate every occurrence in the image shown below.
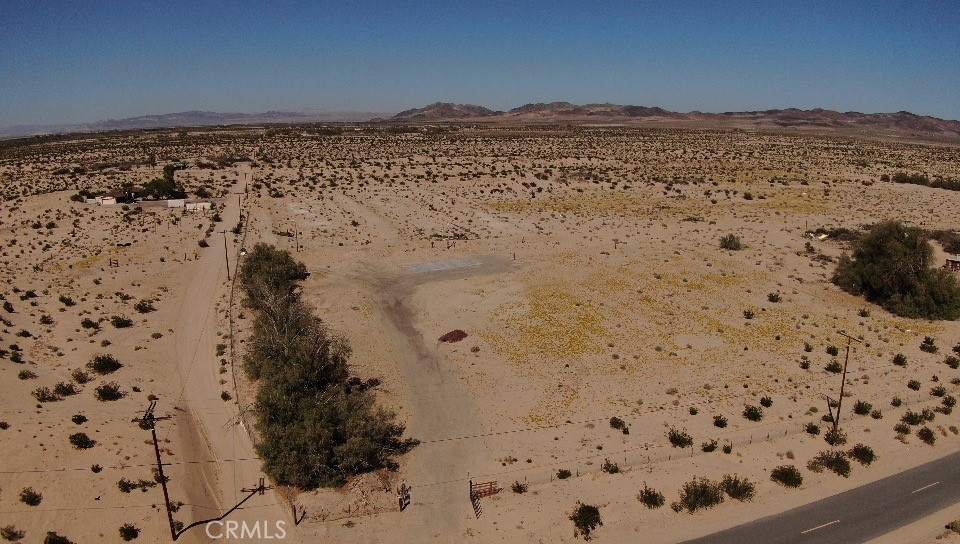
[389,102,960,144]
[391,102,500,121]
[5,102,959,145]
[0,109,387,139]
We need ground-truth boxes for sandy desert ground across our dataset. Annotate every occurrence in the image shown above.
[2,126,960,543]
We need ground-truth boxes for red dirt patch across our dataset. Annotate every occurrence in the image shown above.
[439,329,468,343]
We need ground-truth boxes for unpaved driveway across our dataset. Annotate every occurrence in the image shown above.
[358,255,513,539]
[172,179,289,542]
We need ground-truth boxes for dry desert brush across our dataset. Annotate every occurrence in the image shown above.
[720,474,756,501]
[638,483,665,509]
[672,477,724,513]
[807,450,851,477]
[569,502,602,540]
[770,465,803,488]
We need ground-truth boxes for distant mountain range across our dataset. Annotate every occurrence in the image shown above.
[386,102,960,144]
[4,103,959,144]
[0,109,388,139]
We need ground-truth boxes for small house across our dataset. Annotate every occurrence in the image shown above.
[167,199,186,208]
[96,196,117,206]
[105,186,146,203]
[946,255,960,272]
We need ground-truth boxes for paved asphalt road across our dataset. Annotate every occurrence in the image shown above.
[684,450,960,544]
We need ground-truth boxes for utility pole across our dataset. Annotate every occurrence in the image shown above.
[134,400,276,540]
[132,401,176,542]
[221,230,231,280]
[832,331,863,435]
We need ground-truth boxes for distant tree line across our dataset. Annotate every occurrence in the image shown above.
[239,243,412,488]
[833,221,960,320]
[885,172,960,192]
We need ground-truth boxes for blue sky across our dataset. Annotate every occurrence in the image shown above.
[1,0,958,126]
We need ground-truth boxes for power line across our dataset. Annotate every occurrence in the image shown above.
[0,457,263,475]
[0,501,283,515]
[132,400,277,541]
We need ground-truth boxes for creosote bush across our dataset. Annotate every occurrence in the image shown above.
[920,336,938,353]
[94,382,124,401]
[32,387,60,403]
[118,524,140,541]
[673,477,724,513]
[1,525,25,542]
[824,427,848,446]
[742,405,763,421]
[847,444,875,466]
[609,416,628,434]
[569,502,602,540]
[117,478,156,493]
[719,234,742,250]
[68,432,95,449]
[71,369,92,384]
[511,481,527,494]
[109,315,133,328]
[43,532,75,544]
[807,450,851,477]
[638,484,665,509]
[902,410,924,425]
[601,458,620,474]
[668,427,693,448]
[917,426,936,445]
[713,415,728,428]
[770,465,803,488]
[720,474,755,501]
[893,353,907,366]
[88,354,122,375]
[19,488,42,506]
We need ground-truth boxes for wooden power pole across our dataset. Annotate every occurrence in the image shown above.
[132,401,176,541]
[221,230,231,280]
[134,400,276,540]
[832,331,863,435]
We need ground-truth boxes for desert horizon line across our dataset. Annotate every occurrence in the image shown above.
[5,100,960,131]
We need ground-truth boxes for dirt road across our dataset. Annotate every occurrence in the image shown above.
[172,179,289,543]
[358,255,513,540]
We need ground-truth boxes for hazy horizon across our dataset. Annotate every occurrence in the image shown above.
[2,0,958,127]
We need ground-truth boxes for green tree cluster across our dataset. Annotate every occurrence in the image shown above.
[144,164,186,199]
[239,243,410,488]
[833,221,960,320]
